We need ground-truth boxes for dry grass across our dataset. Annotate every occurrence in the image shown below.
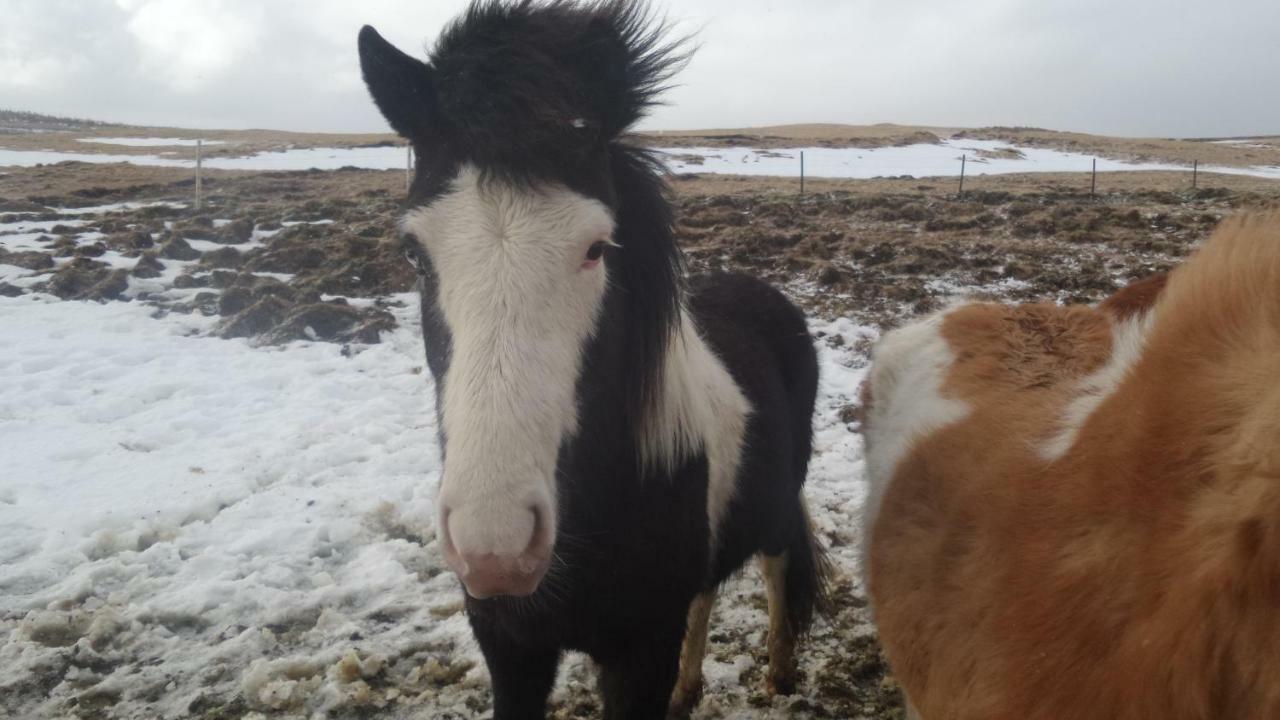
[0,125,400,161]
[952,126,1280,168]
[634,123,953,149]
[5,120,1278,169]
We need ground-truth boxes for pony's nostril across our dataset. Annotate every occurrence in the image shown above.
[526,503,552,556]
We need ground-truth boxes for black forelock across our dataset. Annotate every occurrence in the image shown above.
[426,0,689,183]
[394,1,689,455]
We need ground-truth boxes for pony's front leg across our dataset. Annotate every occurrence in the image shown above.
[472,620,561,720]
[597,622,685,720]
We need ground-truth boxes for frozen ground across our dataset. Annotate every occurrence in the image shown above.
[655,138,1280,180]
[4,136,1280,179]
[0,286,873,718]
[78,139,228,148]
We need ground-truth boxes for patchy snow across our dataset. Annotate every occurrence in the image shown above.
[55,201,189,216]
[0,292,873,718]
[655,138,1280,180]
[0,148,195,168]
[0,218,89,234]
[4,139,1280,179]
[184,237,265,254]
[0,146,409,172]
[78,138,228,148]
[1209,138,1274,148]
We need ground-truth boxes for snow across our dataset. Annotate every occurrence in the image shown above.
[78,138,227,147]
[0,218,88,234]
[55,201,188,215]
[656,138,1280,180]
[1210,138,1273,148]
[0,294,457,717]
[0,148,196,168]
[0,292,874,717]
[0,146,409,172]
[3,137,1279,179]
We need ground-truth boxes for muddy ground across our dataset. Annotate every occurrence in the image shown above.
[11,161,1263,347]
[3,161,1279,719]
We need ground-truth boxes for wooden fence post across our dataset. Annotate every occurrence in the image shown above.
[958,154,966,197]
[195,139,203,212]
[1091,157,1097,197]
[406,144,413,191]
[800,151,805,196]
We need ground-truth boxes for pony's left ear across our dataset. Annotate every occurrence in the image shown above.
[358,25,436,141]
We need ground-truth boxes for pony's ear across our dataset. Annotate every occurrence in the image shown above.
[358,25,436,141]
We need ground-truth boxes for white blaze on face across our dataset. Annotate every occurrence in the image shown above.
[401,165,614,597]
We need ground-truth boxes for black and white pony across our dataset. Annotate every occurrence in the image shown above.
[358,2,828,716]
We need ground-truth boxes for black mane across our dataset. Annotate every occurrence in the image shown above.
[603,142,684,436]
[428,0,688,179]
[388,0,689,437]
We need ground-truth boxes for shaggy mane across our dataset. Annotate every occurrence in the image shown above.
[428,0,690,181]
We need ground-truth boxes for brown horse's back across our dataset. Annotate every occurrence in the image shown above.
[863,213,1280,720]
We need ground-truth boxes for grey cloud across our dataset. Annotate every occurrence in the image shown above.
[1,0,1276,136]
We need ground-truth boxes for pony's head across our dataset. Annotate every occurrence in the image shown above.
[359,0,687,598]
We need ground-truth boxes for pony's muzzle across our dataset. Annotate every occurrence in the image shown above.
[439,501,553,599]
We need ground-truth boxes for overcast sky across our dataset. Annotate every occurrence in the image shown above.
[2,0,1276,138]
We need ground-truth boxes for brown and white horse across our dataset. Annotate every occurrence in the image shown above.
[862,212,1280,719]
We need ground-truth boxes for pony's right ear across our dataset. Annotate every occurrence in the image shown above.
[358,25,436,141]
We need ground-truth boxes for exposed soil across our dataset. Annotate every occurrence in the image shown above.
[674,183,1268,331]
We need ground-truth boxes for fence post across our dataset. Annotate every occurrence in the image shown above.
[195,139,203,212]
[1091,157,1097,197]
[406,144,413,191]
[1192,159,1198,189]
[958,154,966,197]
[800,151,805,196]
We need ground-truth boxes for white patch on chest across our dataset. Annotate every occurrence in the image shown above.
[861,311,970,573]
[639,310,752,548]
[1039,311,1156,462]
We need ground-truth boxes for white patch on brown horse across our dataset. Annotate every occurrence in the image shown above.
[861,311,969,562]
[1040,310,1157,461]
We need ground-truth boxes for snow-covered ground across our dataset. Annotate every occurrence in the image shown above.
[4,136,1280,179]
[78,138,228,148]
[655,138,1280,180]
[0,145,409,172]
[0,289,873,718]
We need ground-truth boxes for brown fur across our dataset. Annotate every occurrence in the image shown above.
[1099,271,1169,320]
[866,212,1280,720]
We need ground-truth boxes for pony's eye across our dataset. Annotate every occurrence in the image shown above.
[585,241,607,262]
[402,238,423,270]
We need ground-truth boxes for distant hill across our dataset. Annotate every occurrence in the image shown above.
[0,109,120,134]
